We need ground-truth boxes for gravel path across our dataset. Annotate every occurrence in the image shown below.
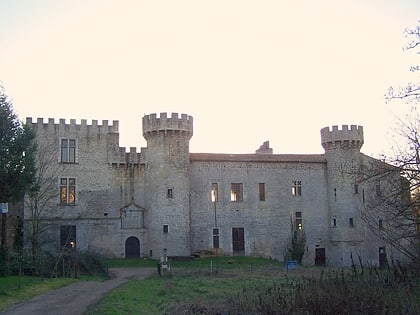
[0,268,156,315]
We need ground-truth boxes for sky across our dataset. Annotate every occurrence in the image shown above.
[0,0,419,156]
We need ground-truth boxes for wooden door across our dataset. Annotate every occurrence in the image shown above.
[232,228,245,255]
[125,236,140,258]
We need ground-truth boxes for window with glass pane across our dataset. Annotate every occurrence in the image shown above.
[61,138,76,163]
[230,183,243,202]
[60,177,76,205]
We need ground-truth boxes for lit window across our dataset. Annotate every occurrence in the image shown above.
[230,183,243,202]
[295,212,302,230]
[60,178,76,205]
[60,139,76,163]
[259,183,266,201]
[211,183,218,202]
[292,181,302,196]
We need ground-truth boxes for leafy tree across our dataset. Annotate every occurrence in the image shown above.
[0,85,35,264]
[0,85,36,203]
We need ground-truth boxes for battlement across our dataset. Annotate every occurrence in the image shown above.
[142,112,193,139]
[321,125,364,150]
[26,117,119,134]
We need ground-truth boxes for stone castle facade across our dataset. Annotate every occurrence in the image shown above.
[23,113,404,266]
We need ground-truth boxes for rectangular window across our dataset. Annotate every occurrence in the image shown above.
[354,184,359,194]
[332,216,337,227]
[375,181,381,197]
[213,228,219,249]
[211,183,218,202]
[60,178,76,205]
[163,224,169,234]
[349,217,354,227]
[295,212,302,230]
[167,188,173,199]
[60,139,76,163]
[258,183,265,201]
[292,181,302,196]
[60,225,76,248]
[230,183,243,202]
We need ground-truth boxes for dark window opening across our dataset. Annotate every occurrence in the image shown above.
[213,228,219,249]
[60,225,76,248]
[163,224,169,234]
[167,188,173,199]
[349,217,354,227]
[259,183,265,201]
[354,184,359,194]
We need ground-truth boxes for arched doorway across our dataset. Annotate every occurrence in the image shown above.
[125,236,140,258]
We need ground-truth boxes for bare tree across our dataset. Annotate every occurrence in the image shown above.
[25,135,65,261]
[386,21,420,103]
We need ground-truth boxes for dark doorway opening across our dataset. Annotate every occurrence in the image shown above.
[315,247,326,266]
[232,227,245,255]
[125,236,140,259]
[379,247,387,268]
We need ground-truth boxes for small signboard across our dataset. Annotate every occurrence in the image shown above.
[0,203,8,213]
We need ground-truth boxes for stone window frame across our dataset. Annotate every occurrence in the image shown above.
[60,177,76,205]
[60,138,77,163]
[258,183,266,201]
[230,183,243,202]
[291,180,302,196]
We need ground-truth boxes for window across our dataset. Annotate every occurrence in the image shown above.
[292,181,302,196]
[375,181,381,197]
[60,225,76,248]
[167,188,173,199]
[259,183,266,201]
[379,219,384,230]
[332,216,337,227]
[60,139,76,163]
[295,212,302,230]
[211,183,218,202]
[354,184,359,194]
[163,224,169,234]
[213,228,219,249]
[334,188,337,201]
[349,217,354,227]
[60,178,76,205]
[230,183,243,202]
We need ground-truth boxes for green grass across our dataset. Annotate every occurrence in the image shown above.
[87,269,286,315]
[0,275,79,311]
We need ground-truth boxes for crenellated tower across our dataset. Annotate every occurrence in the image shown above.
[321,125,365,265]
[142,113,193,258]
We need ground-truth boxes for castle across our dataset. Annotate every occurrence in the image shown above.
[23,113,405,266]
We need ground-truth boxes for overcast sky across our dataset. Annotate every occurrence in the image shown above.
[0,0,419,155]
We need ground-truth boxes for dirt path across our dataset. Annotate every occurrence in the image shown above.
[0,268,156,315]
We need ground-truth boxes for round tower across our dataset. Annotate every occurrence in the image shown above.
[142,113,193,259]
[321,125,364,266]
